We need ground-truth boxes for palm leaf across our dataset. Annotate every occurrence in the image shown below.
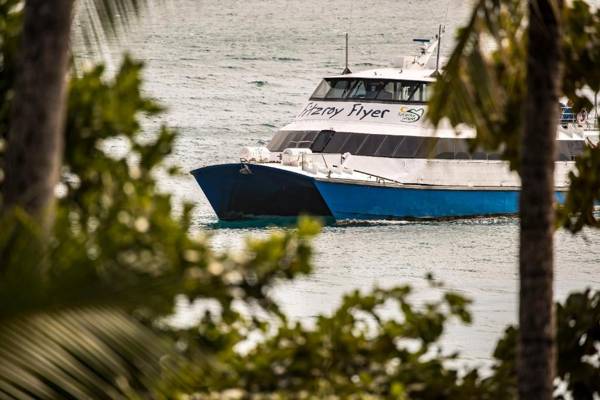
[0,212,196,400]
[77,0,152,39]
[0,308,173,400]
[426,0,527,170]
[73,0,171,64]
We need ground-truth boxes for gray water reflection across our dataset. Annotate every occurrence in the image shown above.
[204,218,600,362]
[76,0,600,363]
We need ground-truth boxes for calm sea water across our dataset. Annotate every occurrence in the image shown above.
[79,0,600,364]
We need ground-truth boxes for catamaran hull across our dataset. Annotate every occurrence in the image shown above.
[191,163,332,220]
[314,179,566,220]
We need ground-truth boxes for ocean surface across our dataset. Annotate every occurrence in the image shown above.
[76,0,600,365]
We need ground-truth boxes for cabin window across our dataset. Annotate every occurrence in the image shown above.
[310,78,432,103]
[267,131,287,151]
[287,131,308,148]
[343,133,369,153]
[267,131,586,161]
[416,137,436,158]
[569,141,584,159]
[310,130,335,152]
[325,80,353,99]
[311,80,332,99]
[347,80,367,99]
[299,131,319,147]
[357,135,386,156]
[394,136,421,158]
[376,82,395,101]
[399,82,419,102]
[323,133,349,153]
[452,139,471,160]
[434,138,454,159]
[375,135,402,157]
[558,141,585,161]
[364,81,387,100]
[267,131,317,151]
[420,83,432,102]
[397,81,431,102]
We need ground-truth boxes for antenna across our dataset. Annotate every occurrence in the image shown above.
[342,32,352,75]
[434,24,443,76]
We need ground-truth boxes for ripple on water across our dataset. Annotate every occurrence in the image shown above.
[272,56,302,62]
[87,0,600,364]
[249,80,268,86]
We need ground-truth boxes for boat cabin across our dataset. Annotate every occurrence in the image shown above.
[266,69,589,163]
[310,77,433,104]
[267,129,585,162]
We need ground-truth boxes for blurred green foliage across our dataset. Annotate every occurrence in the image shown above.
[555,289,600,399]
[0,0,21,171]
[427,0,526,171]
[484,289,600,400]
[198,286,478,399]
[427,0,600,233]
[0,32,323,397]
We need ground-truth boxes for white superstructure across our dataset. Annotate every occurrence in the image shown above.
[240,36,599,191]
[194,32,600,221]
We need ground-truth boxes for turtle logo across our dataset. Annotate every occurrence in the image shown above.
[398,107,424,123]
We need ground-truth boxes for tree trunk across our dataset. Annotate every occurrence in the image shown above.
[519,1,562,399]
[2,0,74,227]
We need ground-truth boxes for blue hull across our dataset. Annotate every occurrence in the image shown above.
[314,179,566,220]
[190,163,331,220]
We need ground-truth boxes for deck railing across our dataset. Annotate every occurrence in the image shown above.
[300,153,403,184]
[300,153,343,175]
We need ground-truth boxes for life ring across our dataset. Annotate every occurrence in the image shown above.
[577,109,588,125]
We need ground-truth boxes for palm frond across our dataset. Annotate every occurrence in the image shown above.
[0,210,199,399]
[0,308,174,400]
[80,0,150,39]
[426,0,527,170]
[72,0,171,66]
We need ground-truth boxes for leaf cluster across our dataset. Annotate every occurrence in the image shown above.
[427,0,526,171]
[0,42,320,398]
[1,3,599,399]
[558,2,600,231]
[427,0,600,232]
[158,282,514,400]
[483,289,600,400]
[211,286,477,399]
[0,0,21,182]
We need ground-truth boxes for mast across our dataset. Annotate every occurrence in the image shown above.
[342,32,352,74]
[435,24,442,75]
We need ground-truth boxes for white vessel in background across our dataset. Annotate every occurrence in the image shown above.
[191,32,599,221]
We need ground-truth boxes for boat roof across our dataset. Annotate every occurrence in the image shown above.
[325,67,437,83]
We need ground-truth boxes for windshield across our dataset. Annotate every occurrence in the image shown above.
[311,78,432,103]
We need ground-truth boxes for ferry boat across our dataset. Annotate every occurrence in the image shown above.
[191,35,599,221]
